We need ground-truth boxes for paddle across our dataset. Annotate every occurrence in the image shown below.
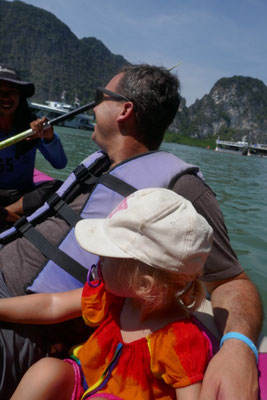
[0,100,95,151]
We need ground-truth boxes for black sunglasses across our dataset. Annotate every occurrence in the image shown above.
[95,87,131,107]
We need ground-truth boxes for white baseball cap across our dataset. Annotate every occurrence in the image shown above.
[75,188,213,275]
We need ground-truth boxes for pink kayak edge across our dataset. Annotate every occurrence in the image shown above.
[33,169,54,183]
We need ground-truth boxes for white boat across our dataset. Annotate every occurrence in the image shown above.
[215,139,249,155]
[215,139,267,157]
[29,98,95,131]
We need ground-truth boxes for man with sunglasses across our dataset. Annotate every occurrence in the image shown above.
[0,64,262,400]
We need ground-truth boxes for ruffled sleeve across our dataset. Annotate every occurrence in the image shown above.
[148,319,212,388]
[81,281,122,327]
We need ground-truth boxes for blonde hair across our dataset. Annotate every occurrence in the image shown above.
[117,259,205,314]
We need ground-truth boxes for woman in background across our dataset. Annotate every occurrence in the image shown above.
[0,63,67,225]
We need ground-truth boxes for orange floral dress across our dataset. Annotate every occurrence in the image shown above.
[71,282,212,400]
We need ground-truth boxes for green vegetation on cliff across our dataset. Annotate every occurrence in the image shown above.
[0,0,129,104]
[164,132,216,149]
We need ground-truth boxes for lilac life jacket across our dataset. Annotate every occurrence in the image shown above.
[0,150,203,293]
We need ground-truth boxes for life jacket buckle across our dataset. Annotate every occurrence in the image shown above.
[47,193,65,212]
[14,216,32,234]
[74,164,91,181]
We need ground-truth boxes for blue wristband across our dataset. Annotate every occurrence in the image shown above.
[220,332,258,363]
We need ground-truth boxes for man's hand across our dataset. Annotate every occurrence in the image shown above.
[5,209,20,222]
[202,273,262,400]
[199,340,258,399]
[0,204,20,225]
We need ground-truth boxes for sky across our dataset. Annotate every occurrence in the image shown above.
[9,0,267,105]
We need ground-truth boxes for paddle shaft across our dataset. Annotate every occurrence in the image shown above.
[0,101,95,151]
[48,101,95,126]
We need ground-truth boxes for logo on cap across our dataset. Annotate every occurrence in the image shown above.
[108,197,129,219]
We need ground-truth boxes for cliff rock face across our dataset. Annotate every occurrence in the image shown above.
[1,1,267,143]
[171,76,267,143]
[0,0,129,104]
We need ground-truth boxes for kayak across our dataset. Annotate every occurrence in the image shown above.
[33,168,54,184]
[7,171,267,397]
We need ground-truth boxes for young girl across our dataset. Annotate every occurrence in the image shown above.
[1,188,213,400]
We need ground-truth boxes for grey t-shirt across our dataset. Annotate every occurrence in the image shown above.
[172,174,243,281]
[0,175,243,296]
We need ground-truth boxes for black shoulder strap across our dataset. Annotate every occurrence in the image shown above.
[46,193,82,227]
[14,217,88,283]
[45,167,137,228]
[97,174,137,197]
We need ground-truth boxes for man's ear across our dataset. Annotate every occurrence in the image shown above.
[117,101,135,122]
[135,275,154,297]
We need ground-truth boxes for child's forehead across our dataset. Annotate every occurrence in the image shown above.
[101,256,122,265]
[101,257,135,268]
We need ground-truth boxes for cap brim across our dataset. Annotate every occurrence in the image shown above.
[0,78,35,98]
[75,219,131,259]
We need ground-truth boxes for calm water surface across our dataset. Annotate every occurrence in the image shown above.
[36,127,267,335]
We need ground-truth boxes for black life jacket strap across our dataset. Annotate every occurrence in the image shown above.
[46,193,82,227]
[44,158,109,228]
[45,166,137,228]
[97,174,137,197]
[14,217,88,283]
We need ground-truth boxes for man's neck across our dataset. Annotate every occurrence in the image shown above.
[108,138,150,168]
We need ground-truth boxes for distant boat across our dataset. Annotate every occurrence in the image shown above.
[215,139,249,155]
[29,99,95,131]
[215,139,267,157]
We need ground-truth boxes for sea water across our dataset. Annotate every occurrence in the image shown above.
[36,127,267,335]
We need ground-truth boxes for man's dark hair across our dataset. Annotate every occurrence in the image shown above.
[116,64,180,150]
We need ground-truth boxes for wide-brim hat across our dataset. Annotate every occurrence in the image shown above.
[75,188,213,276]
[0,65,35,98]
